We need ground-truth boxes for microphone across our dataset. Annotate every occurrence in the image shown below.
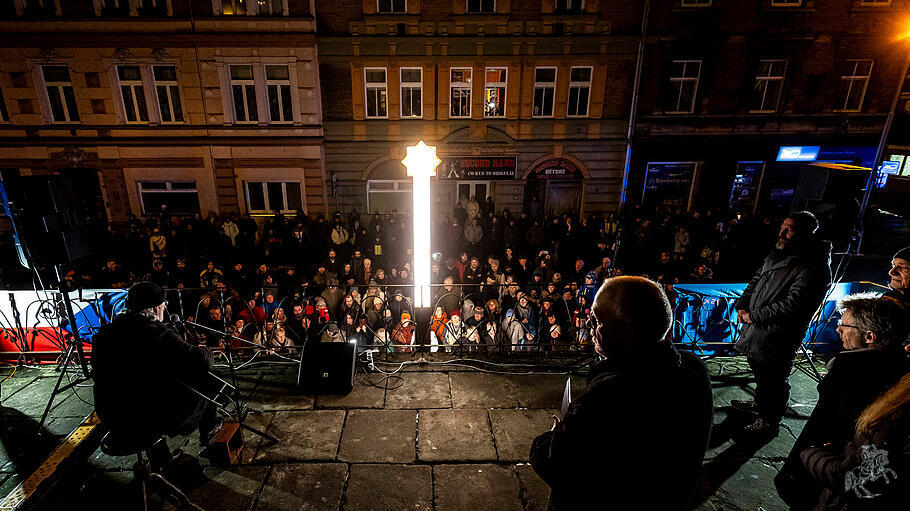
[168,313,184,327]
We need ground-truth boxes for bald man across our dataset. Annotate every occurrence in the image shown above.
[530,277,713,510]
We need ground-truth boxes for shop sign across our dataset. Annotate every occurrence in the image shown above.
[528,158,582,179]
[776,146,820,162]
[437,157,517,180]
[643,162,696,209]
[729,161,764,213]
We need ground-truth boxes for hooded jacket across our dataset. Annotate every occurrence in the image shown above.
[735,239,832,363]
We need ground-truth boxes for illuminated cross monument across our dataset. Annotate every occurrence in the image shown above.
[401,140,441,309]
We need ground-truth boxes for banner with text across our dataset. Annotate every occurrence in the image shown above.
[437,157,517,180]
[643,162,696,209]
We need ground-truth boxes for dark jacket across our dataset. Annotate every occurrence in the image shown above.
[776,347,910,510]
[529,343,713,510]
[93,312,212,444]
[736,239,832,363]
[800,426,910,511]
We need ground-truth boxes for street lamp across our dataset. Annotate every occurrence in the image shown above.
[401,140,441,308]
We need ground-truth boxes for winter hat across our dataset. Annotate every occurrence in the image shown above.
[126,281,166,311]
[894,247,910,263]
[401,312,411,322]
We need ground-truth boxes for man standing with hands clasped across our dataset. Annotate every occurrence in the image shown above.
[530,277,713,510]
[733,211,832,439]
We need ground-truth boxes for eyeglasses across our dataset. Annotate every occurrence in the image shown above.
[585,316,599,332]
[836,320,862,330]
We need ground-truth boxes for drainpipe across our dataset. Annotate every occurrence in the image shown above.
[619,0,651,209]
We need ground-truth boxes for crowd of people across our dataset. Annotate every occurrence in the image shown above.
[42,199,795,352]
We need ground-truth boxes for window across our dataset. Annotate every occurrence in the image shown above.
[836,60,873,112]
[667,60,701,113]
[859,0,891,4]
[567,66,592,117]
[450,68,472,118]
[750,60,787,112]
[222,0,246,14]
[100,0,129,15]
[153,65,183,123]
[257,0,283,15]
[378,0,406,12]
[457,181,489,204]
[555,0,583,12]
[484,67,506,117]
[466,0,494,12]
[364,68,388,118]
[245,181,301,214]
[0,88,8,122]
[533,67,556,117]
[24,0,56,16]
[266,65,293,123]
[41,65,79,123]
[770,0,802,5]
[680,0,711,5]
[366,180,412,214]
[230,65,258,123]
[138,0,168,16]
[400,68,422,118]
[137,181,200,215]
[117,65,149,123]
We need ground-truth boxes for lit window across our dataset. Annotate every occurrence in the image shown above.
[450,68,472,118]
[400,67,422,118]
[533,67,556,117]
[567,66,592,117]
[555,0,583,12]
[137,180,200,215]
[117,65,149,123]
[770,0,802,6]
[41,65,79,123]
[152,66,183,123]
[257,0,283,15]
[222,0,246,15]
[378,0,406,13]
[266,65,293,123]
[667,60,701,113]
[230,65,259,123]
[750,60,787,112]
[366,180,412,214]
[466,0,494,13]
[245,181,301,214]
[365,68,388,118]
[484,67,506,118]
[836,60,873,112]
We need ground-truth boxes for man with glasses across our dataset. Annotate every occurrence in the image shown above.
[93,281,223,459]
[530,276,713,510]
[775,293,910,509]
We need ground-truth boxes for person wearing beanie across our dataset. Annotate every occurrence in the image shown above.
[92,281,222,458]
[884,247,910,304]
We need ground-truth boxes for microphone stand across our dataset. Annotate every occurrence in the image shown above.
[180,318,279,445]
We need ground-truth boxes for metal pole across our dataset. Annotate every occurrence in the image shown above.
[851,48,910,255]
[619,0,651,208]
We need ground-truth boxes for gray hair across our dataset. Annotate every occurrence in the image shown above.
[837,293,910,349]
[137,307,158,320]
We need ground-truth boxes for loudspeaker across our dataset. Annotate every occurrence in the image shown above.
[297,341,357,395]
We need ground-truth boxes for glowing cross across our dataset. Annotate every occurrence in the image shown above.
[401,140,440,308]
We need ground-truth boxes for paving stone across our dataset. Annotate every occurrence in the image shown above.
[417,409,496,462]
[316,378,385,409]
[0,377,77,418]
[255,463,347,511]
[509,374,571,409]
[515,464,551,511]
[344,464,432,511]
[163,466,268,511]
[252,410,345,462]
[338,409,416,463]
[243,382,315,412]
[448,372,520,408]
[434,464,523,511]
[692,458,787,511]
[489,409,557,461]
[385,372,452,409]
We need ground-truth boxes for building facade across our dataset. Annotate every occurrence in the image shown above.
[629,0,910,220]
[316,0,640,219]
[0,0,326,228]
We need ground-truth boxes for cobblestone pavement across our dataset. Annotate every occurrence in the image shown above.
[0,354,824,510]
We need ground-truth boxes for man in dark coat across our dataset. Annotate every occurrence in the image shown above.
[530,276,713,510]
[93,282,220,450]
[883,246,910,305]
[775,293,910,509]
[734,211,832,437]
